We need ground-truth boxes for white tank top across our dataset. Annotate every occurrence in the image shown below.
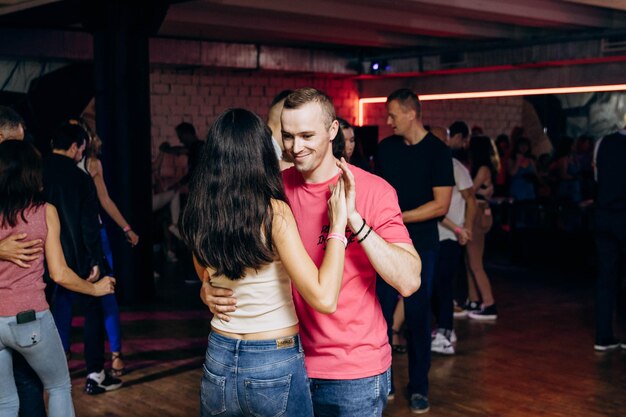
[209,259,298,333]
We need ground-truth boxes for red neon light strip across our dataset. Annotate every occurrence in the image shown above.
[357,84,626,126]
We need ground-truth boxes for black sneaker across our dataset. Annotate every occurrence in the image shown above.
[468,304,498,320]
[85,371,123,395]
[409,393,430,414]
[594,338,620,352]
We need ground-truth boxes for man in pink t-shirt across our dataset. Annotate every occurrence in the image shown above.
[204,88,421,416]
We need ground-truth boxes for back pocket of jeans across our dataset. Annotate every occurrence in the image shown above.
[8,319,41,348]
[245,374,291,417]
[200,365,226,416]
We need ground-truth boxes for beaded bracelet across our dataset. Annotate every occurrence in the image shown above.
[122,225,132,233]
[327,233,348,248]
[358,226,373,244]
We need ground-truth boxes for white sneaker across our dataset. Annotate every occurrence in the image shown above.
[431,332,455,355]
[449,329,457,343]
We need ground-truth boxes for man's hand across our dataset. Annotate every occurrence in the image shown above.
[0,233,43,268]
[200,273,237,322]
[336,158,361,230]
[86,265,101,283]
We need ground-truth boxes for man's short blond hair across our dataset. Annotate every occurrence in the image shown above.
[283,88,336,129]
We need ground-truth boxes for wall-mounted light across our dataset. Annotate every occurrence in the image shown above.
[357,84,626,126]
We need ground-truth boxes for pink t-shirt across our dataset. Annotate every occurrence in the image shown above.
[282,165,412,379]
[0,204,49,316]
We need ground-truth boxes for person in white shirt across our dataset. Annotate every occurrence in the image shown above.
[430,125,477,354]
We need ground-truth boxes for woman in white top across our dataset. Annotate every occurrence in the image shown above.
[180,108,349,417]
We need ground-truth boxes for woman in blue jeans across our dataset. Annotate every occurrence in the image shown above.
[180,109,350,417]
[0,140,115,417]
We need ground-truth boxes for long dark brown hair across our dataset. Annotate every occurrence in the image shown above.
[469,135,500,180]
[0,140,45,227]
[180,108,287,279]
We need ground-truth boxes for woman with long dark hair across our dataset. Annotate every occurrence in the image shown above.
[0,140,115,417]
[464,135,499,320]
[181,108,348,417]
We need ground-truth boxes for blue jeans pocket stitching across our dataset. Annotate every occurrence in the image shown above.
[245,374,292,417]
[201,365,227,416]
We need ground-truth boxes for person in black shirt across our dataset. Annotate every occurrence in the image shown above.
[593,120,626,352]
[376,88,454,414]
[43,123,122,395]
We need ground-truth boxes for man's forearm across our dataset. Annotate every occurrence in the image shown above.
[402,200,447,224]
[357,230,421,297]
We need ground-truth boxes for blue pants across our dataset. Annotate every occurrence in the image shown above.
[377,248,437,397]
[201,331,313,417]
[0,310,75,417]
[99,227,122,353]
[310,368,390,417]
[54,226,122,353]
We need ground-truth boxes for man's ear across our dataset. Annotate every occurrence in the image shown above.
[69,142,79,156]
[329,119,339,141]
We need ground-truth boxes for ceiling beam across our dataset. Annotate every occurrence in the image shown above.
[563,0,626,12]
[0,0,59,16]
[182,0,528,39]
[390,0,618,28]
[164,7,442,49]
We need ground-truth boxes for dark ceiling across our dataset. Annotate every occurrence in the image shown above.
[2,0,626,59]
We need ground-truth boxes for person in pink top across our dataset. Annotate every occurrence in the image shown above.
[0,140,116,417]
[204,88,422,416]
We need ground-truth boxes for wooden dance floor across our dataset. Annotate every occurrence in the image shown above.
[68,255,626,417]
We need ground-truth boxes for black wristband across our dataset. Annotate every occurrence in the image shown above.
[358,226,373,243]
[354,217,367,237]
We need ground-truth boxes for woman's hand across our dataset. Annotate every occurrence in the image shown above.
[93,276,116,296]
[327,174,348,233]
[125,230,139,246]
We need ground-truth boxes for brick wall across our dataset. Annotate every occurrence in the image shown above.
[362,96,524,141]
[149,67,360,156]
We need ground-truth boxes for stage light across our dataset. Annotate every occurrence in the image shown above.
[369,60,389,75]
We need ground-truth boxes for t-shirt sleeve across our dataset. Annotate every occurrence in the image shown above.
[370,186,412,245]
[454,161,473,191]
[432,144,455,187]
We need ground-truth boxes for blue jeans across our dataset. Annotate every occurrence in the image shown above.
[377,248,437,397]
[310,367,390,417]
[100,227,122,353]
[0,310,75,417]
[201,331,313,417]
